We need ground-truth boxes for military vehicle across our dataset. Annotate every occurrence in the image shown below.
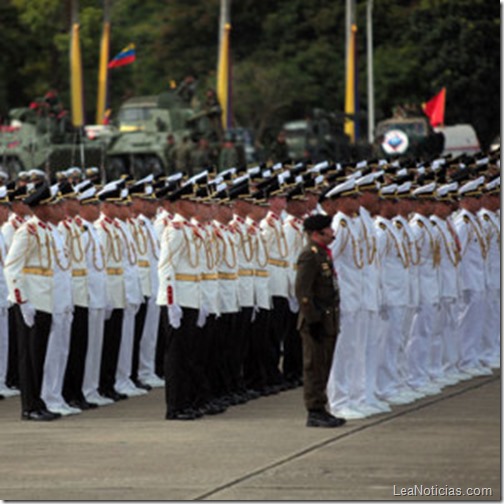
[282,109,351,163]
[0,105,103,179]
[373,113,445,160]
[105,92,194,179]
[106,86,247,178]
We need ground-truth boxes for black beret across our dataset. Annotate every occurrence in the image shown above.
[303,214,332,232]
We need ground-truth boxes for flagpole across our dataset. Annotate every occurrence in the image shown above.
[366,0,375,144]
[96,0,111,125]
[218,0,230,77]
[70,0,85,129]
[344,0,356,144]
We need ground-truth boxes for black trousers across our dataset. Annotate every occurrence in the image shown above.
[100,308,124,395]
[63,306,89,403]
[14,306,52,413]
[267,296,289,385]
[155,307,168,378]
[282,309,303,382]
[244,308,270,391]
[234,306,254,392]
[6,306,19,388]
[164,308,206,414]
[131,300,148,383]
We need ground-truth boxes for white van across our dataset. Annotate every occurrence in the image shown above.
[434,124,480,157]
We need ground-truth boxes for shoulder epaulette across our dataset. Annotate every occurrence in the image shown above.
[27,223,37,235]
[483,214,490,221]
[171,221,183,230]
[417,220,424,228]
[394,221,403,229]
[379,222,386,230]
[340,219,347,227]
[463,215,470,223]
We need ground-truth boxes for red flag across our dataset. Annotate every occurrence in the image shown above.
[423,87,446,127]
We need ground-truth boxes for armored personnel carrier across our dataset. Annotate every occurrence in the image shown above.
[105,92,195,179]
[0,105,102,179]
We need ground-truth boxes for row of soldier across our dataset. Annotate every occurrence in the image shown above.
[0,154,499,422]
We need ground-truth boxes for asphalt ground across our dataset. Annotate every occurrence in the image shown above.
[0,371,500,501]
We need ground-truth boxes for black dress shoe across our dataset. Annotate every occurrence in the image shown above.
[133,380,152,391]
[23,409,61,421]
[102,389,128,402]
[165,410,196,420]
[306,410,346,428]
[246,389,261,400]
[70,399,98,410]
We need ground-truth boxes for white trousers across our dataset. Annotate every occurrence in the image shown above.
[327,310,359,411]
[376,305,407,399]
[115,304,137,391]
[41,311,73,410]
[398,306,416,387]
[436,298,460,377]
[427,302,444,380]
[82,308,106,401]
[138,297,161,382]
[0,307,8,388]
[406,303,437,389]
[457,290,485,370]
[362,310,384,406]
[481,289,500,365]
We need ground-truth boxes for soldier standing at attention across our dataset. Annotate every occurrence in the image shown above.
[295,214,346,428]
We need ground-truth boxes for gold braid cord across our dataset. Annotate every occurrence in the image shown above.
[433,221,459,266]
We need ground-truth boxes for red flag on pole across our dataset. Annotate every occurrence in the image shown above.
[423,87,446,127]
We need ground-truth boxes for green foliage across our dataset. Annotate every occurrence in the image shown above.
[1,0,500,148]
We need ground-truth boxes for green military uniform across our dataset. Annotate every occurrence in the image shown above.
[295,239,340,414]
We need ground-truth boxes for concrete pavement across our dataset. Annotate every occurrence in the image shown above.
[0,372,500,501]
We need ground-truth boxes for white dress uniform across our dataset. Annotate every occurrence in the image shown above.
[95,214,127,310]
[392,214,420,389]
[406,210,442,393]
[40,223,75,414]
[2,213,26,249]
[213,219,239,314]
[115,217,144,395]
[157,213,201,311]
[356,206,383,413]
[260,210,290,299]
[230,214,255,309]
[136,213,163,387]
[79,216,110,405]
[327,210,364,417]
[454,205,490,375]
[283,213,305,311]
[246,216,271,311]
[193,219,220,319]
[430,213,462,384]
[374,215,410,403]
[58,216,88,309]
[153,207,173,239]
[478,206,500,367]
[0,228,11,395]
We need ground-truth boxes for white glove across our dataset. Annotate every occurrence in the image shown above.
[196,305,208,328]
[250,305,260,323]
[105,304,114,320]
[168,304,183,329]
[288,296,299,313]
[20,302,36,328]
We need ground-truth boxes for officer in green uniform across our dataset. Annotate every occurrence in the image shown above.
[295,214,345,428]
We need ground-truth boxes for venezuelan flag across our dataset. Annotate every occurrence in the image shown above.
[108,43,136,69]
